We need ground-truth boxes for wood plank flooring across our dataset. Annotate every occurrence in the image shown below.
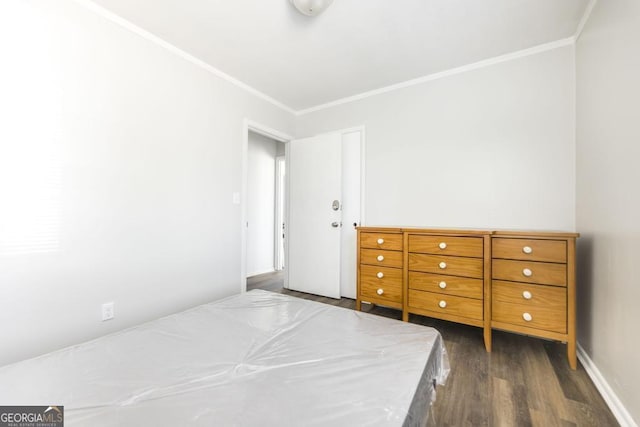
[248,271,618,427]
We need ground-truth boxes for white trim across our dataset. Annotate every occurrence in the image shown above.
[296,37,575,115]
[299,125,366,139]
[574,0,598,41]
[293,125,366,227]
[283,142,291,290]
[577,343,638,427]
[241,119,293,294]
[240,120,249,293]
[246,120,293,143]
[72,0,297,115]
[359,126,366,226]
[72,0,584,117]
[274,155,286,271]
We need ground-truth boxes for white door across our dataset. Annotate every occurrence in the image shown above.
[340,131,361,299]
[287,132,342,298]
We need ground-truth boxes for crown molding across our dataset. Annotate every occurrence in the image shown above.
[574,0,598,42]
[73,0,587,118]
[296,37,575,115]
[72,0,297,115]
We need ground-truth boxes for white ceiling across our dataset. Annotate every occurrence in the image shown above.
[89,0,590,112]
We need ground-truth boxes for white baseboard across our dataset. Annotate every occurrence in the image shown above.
[577,343,638,427]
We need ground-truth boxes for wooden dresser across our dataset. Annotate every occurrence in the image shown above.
[404,229,492,351]
[490,231,578,369]
[355,226,579,369]
[356,227,404,311]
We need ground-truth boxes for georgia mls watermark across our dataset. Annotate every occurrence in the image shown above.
[0,406,63,427]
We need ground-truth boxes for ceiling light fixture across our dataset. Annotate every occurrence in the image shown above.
[289,0,334,16]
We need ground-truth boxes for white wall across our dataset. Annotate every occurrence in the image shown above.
[0,0,294,366]
[247,132,278,276]
[576,1,640,425]
[297,46,576,231]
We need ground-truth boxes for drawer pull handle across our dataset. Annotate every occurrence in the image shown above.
[522,268,533,277]
[439,300,447,308]
[377,238,384,245]
[377,288,384,296]
[523,312,533,322]
[376,272,384,279]
[439,261,447,269]
[522,291,532,300]
[439,242,447,249]
[439,281,447,289]
[377,255,384,262]
[522,246,533,254]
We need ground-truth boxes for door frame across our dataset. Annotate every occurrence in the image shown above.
[305,126,367,227]
[241,121,367,295]
[241,119,292,293]
[288,125,367,298]
[274,155,286,271]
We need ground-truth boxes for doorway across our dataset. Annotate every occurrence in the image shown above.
[246,131,286,277]
[275,155,286,271]
[241,121,365,299]
[287,128,364,299]
[240,120,292,293]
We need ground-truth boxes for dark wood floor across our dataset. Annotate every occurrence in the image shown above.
[248,272,618,427]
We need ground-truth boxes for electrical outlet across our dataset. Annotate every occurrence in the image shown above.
[102,302,114,321]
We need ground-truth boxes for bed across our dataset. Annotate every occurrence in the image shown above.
[0,290,449,426]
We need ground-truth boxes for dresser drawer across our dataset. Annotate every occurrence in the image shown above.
[408,272,483,299]
[360,265,402,303]
[408,253,483,279]
[493,238,566,263]
[360,248,403,268]
[408,290,483,321]
[493,281,567,333]
[360,232,403,251]
[493,280,566,306]
[408,235,483,258]
[492,259,566,287]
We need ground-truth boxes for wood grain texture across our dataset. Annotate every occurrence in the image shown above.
[491,232,577,369]
[483,234,492,352]
[360,248,403,268]
[492,230,580,238]
[359,264,403,303]
[493,237,567,263]
[567,238,577,369]
[248,272,618,427]
[492,284,567,335]
[409,271,483,299]
[408,234,484,258]
[359,231,403,250]
[356,229,362,311]
[409,253,484,279]
[492,294,567,335]
[408,289,483,321]
[493,259,567,286]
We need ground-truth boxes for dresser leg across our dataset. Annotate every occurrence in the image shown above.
[402,311,408,322]
[568,340,577,370]
[355,299,361,311]
[484,327,492,352]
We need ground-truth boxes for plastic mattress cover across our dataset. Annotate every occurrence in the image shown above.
[0,290,449,426]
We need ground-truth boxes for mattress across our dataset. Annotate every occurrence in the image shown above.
[0,290,449,426]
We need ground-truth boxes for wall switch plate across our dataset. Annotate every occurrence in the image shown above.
[102,302,114,321]
[232,192,240,204]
